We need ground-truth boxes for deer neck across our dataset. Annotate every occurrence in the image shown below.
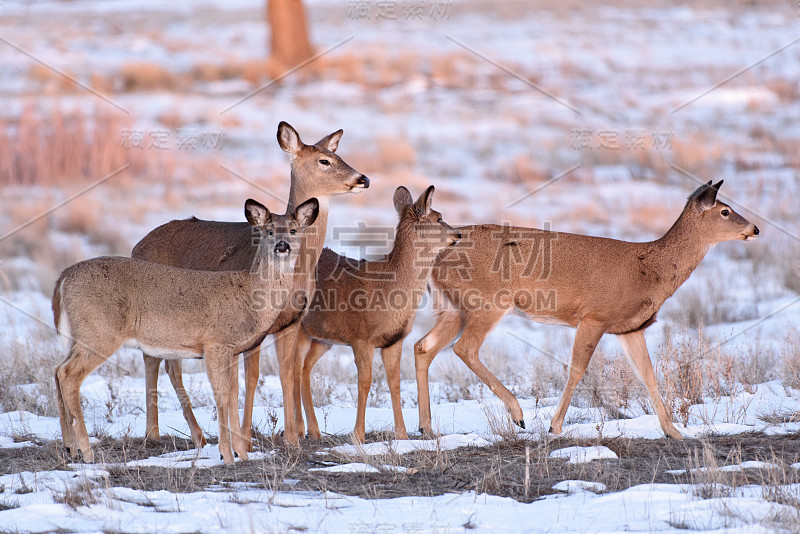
[651,206,714,294]
[249,248,289,286]
[287,171,329,283]
[288,171,330,264]
[387,220,436,287]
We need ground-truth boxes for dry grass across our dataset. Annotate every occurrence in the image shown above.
[574,351,644,422]
[779,327,800,391]
[0,102,225,188]
[120,62,177,92]
[654,330,773,428]
[0,103,231,295]
[0,104,141,186]
[665,283,761,329]
[52,476,102,510]
[0,327,61,418]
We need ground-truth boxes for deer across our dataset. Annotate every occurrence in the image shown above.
[413,180,759,439]
[296,185,461,443]
[131,122,368,449]
[53,198,319,464]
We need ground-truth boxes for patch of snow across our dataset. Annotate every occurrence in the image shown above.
[118,445,275,469]
[549,446,619,464]
[667,461,780,475]
[321,433,492,457]
[552,480,607,493]
[308,462,381,474]
[0,436,36,449]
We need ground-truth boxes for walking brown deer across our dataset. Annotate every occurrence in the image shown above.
[132,122,368,449]
[53,198,319,464]
[296,185,460,442]
[413,181,758,439]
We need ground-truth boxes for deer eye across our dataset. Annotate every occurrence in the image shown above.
[267,230,274,236]
[437,218,443,223]
[721,209,730,217]
[319,159,330,166]
[290,229,297,235]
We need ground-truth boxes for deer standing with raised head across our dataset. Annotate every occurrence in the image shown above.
[296,185,460,442]
[131,122,368,448]
[53,198,319,464]
[414,181,759,439]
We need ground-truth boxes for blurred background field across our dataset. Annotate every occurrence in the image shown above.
[0,0,799,435]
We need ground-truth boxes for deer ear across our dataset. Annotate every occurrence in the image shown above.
[294,198,319,229]
[393,186,413,214]
[315,129,343,153]
[277,121,303,157]
[695,181,721,211]
[414,185,435,214]
[245,199,271,227]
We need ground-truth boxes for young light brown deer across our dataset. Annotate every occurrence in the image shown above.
[414,181,759,439]
[53,198,319,464]
[296,185,460,443]
[131,122,368,449]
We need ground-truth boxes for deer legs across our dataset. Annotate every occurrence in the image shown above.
[380,340,409,440]
[414,310,462,436]
[54,343,111,463]
[549,321,604,435]
[549,324,683,439]
[351,342,375,443]
[203,345,237,464]
[144,354,206,449]
[300,339,331,440]
[143,353,162,442]
[240,345,260,452]
[617,329,683,439]
[451,312,525,428]
[274,325,302,446]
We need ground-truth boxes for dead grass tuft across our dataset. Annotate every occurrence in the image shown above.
[0,103,155,187]
[120,62,176,92]
[0,329,61,418]
[52,476,101,510]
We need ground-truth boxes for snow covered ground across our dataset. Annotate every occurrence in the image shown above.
[1,0,800,532]
[0,370,799,532]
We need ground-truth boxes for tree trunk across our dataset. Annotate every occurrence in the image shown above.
[267,0,314,75]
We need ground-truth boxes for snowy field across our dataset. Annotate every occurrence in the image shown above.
[1,0,800,532]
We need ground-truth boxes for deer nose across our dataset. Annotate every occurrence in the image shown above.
[456,232,462,240]
[356,175,370,187]
[274,241,290,254]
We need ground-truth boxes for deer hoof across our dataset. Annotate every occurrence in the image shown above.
[513,419,526,429]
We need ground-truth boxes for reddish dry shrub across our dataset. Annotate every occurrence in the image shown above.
[0,104,135,186]
[120,61,175,91]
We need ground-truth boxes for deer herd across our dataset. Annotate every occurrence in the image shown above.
[52,122,759,464]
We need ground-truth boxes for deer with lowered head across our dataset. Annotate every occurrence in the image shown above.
[297,185,461,443]
[131,122,368,449]
[414,180,759,439]
[53,198,319,464]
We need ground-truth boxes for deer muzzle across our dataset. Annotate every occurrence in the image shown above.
[349,175,370,192]
[743,225,760,240]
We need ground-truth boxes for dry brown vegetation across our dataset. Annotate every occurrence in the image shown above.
[0,104,134,186]
[5,430,800,527]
